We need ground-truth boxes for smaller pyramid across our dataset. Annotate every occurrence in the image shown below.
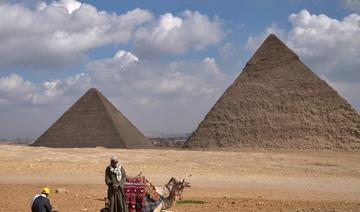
[31,88,152,148]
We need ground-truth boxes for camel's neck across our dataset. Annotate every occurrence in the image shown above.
[162,191,176,209]
[161,178,187,210]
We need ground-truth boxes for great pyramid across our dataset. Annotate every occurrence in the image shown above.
[31,88,152,148]
[184,34,360,150]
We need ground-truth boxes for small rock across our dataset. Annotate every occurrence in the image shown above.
[85,195,93,199]
[55,188,68,193]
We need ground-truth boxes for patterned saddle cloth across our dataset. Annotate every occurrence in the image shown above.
[124,176,162,212]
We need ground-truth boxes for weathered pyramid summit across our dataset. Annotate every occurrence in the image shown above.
[185,34,360,150]
[32,88,152,148]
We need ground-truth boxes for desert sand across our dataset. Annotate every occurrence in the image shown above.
[1,144,360,211]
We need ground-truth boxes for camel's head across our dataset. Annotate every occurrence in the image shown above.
[178,178,191,189]
[166,177,191,194]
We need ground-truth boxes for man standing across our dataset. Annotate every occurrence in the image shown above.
[105,156,128,212]
[31,187,53,212]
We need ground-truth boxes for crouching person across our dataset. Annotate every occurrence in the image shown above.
[31,187,53,212]
[105,156,128,212]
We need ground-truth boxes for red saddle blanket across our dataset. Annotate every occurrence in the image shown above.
[124,176,145,212]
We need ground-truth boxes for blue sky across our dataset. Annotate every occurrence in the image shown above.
[0,0,359,139]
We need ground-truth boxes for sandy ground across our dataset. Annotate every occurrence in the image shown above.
[0,144,360,211]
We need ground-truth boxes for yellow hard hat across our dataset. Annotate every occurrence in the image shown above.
[42,187,50,195]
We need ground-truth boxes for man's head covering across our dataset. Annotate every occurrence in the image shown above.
[111,156,118,161]
[42,187,50,195]
[109,157,122,181]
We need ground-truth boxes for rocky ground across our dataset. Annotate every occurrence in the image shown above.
[0,144,360,211]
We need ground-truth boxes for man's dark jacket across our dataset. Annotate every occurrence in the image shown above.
[31,195,52,212]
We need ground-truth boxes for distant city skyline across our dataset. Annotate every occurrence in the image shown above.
[0,0,359,139]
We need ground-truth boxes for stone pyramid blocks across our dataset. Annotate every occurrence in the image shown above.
[185,34,360,150]
[31,88,152,148]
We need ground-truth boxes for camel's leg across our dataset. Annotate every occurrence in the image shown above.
[153,202,163,212]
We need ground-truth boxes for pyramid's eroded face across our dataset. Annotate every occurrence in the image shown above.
[185,34,360,150]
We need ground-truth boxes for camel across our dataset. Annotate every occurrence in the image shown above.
[101,177,190,212]
[151,177,191,212]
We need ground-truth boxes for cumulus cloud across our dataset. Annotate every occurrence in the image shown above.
[0,74,36,105]
[0,1,153,69]
[86,52,230,134]
[245,10,360,111]
[287,10,360,81]
[50,0,82,14]
[0,50,231,138]
[0,72,69,138]
[246,10,360,80]
[0,0,226,70]
[134,10,225,57]
[87,51,228,101]
[113,50,139,64]
[0,1,225,70]
[0,71,91,110]
[0,74,64,108]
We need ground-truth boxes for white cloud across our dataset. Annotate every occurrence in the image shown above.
[0,2,153,69]
[0,72,69,138]
[36,1,47,10]
[203,57,222,75]
[0,2,225,69]
[113,50,139,64]
[87,51,228,100]
[134,10,225,57]
[287,10,360,81]
[245,10,360,111]
[0,74,35,104]
[0,74,66,107]
[246,10,360,80]
[86,52,230,134]
[0,72,91,109]
[0,50,231,138]
[51,0,82,14]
